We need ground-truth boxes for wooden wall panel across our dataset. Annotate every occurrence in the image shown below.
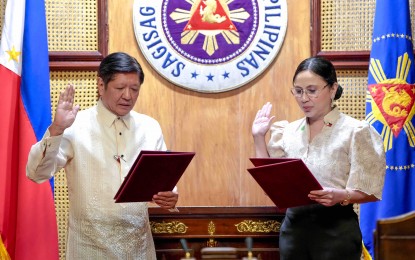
[108,0,309,206]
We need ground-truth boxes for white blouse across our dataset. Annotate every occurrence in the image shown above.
[26,100,166,259]
[267,107,386,199]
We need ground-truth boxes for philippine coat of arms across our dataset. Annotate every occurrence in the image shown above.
[133,0,288,93]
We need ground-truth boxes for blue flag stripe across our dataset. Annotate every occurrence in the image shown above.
[21,0,51,141]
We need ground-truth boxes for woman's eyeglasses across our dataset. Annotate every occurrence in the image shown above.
[290,83,330,99]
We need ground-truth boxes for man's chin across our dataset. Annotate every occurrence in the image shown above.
[116,107,132,116]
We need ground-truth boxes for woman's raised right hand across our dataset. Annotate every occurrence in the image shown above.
[252,102,275,137]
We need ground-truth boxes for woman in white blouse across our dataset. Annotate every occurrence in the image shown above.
[252,56,386,260]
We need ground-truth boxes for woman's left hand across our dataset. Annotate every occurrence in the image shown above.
[153,191,178,209]
[308,188,345,207]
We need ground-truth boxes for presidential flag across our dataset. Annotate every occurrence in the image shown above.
[361,0,415,258]
[0,0,59,259]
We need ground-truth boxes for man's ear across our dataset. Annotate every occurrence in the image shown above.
[97,77,104,96]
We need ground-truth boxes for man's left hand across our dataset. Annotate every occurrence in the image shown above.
[152,191,178,210]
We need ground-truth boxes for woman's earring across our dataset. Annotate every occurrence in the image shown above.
[331,96,335,107]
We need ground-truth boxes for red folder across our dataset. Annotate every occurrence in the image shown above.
[114,150,195,203]
[247,158,323,209]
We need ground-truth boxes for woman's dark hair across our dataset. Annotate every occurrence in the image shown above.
[293,56,343,100]
[98,52,144,86]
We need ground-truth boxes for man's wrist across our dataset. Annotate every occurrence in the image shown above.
[49,124,65,136]
[168,207,179,212]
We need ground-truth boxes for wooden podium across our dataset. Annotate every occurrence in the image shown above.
[149,206,285,260]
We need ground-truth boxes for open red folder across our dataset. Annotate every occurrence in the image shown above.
[247,158,323,209]
[114,150,195,203]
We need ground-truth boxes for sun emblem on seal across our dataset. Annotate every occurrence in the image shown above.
[169,0,250,56]
[162,0,258,65]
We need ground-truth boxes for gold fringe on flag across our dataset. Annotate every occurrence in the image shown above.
[362,241,373,260]
[0,236,11,260]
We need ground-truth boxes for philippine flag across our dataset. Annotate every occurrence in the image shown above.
[0,0,59,259]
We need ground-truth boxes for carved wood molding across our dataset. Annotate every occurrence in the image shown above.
[150,220,189,234]
[234,220,281,233]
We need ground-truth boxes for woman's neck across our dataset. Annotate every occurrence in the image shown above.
[307,117,325,141]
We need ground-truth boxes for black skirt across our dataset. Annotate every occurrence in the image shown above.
[279,204,362,260]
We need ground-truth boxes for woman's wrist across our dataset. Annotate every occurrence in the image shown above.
[252,132,267,139]
[340,189,351,206]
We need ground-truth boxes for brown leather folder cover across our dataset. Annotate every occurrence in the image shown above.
[247,158,323,209]
[114,150,195,203]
